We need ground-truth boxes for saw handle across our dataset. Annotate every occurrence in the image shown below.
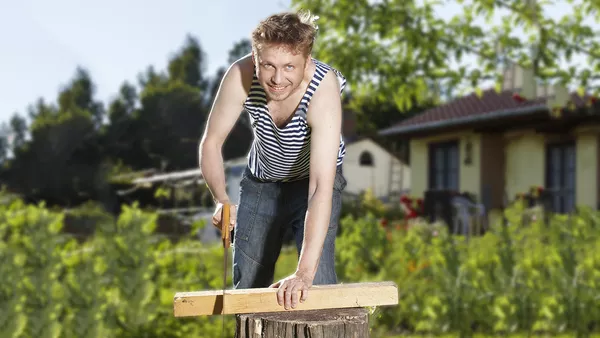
[221,203,231,249]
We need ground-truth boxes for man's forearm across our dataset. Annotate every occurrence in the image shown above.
[296,189,332,279]
[199,141,229,203]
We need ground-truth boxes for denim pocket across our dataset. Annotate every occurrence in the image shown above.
[235,173,259,242]
[238,167,251,186]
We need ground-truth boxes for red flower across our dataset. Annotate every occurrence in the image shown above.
[380,218,388,227]
[400,195,411,203]
[512,93,527,103]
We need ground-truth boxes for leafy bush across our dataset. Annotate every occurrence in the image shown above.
[0,198,231,338]
[336,199,600,337]
[0,193,598,337]
[341,189,406,222]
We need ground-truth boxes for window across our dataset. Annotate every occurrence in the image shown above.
[545,142,576,213]
[428,141,459,191]
[359,151,374,166]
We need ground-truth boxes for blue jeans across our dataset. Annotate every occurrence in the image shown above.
[232,165,347,289]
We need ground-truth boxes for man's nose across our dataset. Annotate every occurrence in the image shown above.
[271,69,282,84]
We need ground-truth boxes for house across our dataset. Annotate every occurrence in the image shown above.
[114,157,249,243]
[378,65,600,228]
[341,137,410,200]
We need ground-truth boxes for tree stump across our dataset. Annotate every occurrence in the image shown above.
[235,307,370,338]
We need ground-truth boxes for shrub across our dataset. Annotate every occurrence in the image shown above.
[0,193,598,337]
[0,197,230,338]
[335,200,600,337]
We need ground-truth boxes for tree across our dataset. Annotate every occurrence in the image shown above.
[167,35,209,91]
[0,122,11,163]
[0,67,107,207]
[57,67,106,128]
[0,34,255,209]
[290,0,600,113]
[9,113,27,152]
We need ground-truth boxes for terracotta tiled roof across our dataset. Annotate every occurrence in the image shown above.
[382,89,592,134]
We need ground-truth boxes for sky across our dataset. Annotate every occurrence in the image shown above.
[0,0,595,126]
[0,0,292,124]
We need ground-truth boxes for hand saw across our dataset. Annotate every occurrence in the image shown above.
[220,203,232,336]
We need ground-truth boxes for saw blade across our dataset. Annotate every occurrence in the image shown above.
[221,203,231,337]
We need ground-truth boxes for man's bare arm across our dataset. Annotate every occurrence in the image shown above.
[296,71,343,279]
[199,57,252,203]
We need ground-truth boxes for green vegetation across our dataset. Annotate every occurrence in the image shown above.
[1,192,597,337]
[0,2,597,337]
[333,198,600,337]
[292,0,600,112]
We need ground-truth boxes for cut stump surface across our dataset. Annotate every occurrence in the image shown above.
[235,307,370,338]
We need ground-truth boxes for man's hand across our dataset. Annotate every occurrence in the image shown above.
[212,202,236,232]
[269,271,314,310]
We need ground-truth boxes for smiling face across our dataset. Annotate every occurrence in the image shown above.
[253,44,310,101]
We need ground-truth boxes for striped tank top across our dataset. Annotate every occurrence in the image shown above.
[243,59,347,182]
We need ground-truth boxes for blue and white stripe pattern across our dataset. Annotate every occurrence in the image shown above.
[243,59,347,182]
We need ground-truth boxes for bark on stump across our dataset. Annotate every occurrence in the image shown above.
[235,307,370,338]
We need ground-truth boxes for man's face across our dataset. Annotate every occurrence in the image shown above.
[253,44,309,101]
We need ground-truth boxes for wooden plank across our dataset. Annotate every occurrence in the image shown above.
[173,281,398,317]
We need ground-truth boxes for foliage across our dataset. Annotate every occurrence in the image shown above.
[341,189,406,221]
[337,200,600,337]
[1,189,598,337]
[0,197,231,338]
[291,0,600,113]
[0,36,253,210]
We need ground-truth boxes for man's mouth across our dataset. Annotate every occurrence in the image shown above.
[268,85,288,92]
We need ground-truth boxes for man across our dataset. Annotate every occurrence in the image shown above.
[198,10,347,311]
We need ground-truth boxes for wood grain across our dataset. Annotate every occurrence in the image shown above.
[173,281,398,317]
[235,307,370,338]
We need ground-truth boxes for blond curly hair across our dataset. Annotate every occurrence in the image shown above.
[251,9,319,56]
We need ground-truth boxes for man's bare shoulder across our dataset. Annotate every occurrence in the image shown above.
[315,70,342,98]
[218,54,255,104]
[230,54,255,84]
[307,70,342,123]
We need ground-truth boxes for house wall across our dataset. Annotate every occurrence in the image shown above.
[409,131,481,197]
[503,127,598,209]
[504,130,545,199]
[409,126,599,226]
[409,139,428,196]
[343,139,410,198]
[574,126,599,208]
